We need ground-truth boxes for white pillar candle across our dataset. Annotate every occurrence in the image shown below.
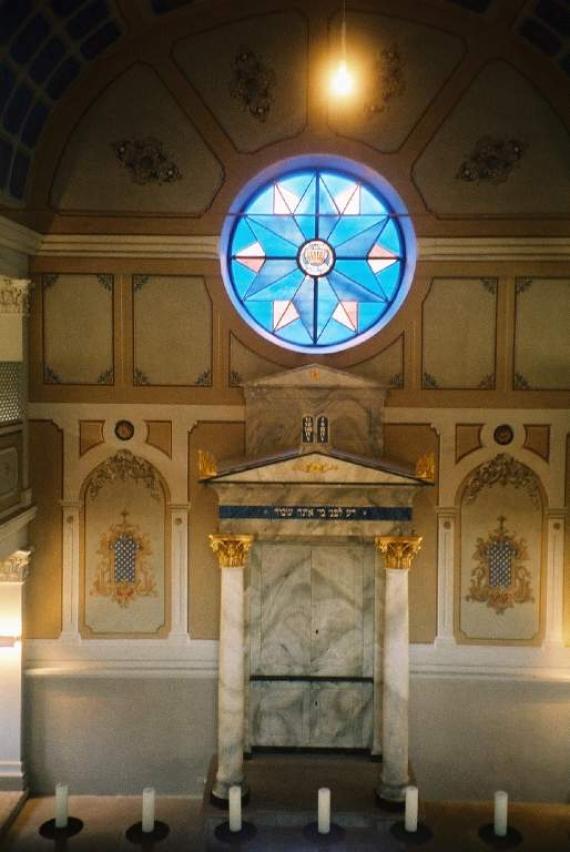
[317,787,331,835]
[141,787,155,834]
[404,785,419,832]
[494,790,508,837]
[228,785,242,833]
[54,783,68,829]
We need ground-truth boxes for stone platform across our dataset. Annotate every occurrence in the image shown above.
[202,753,409,851]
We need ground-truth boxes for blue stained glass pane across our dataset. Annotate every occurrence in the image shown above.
[247,185,274,214]
[246,268,304,302]
[232,217,259,254]
[243,259,299,298]
[222,160,415,353]
[378,218,402,254]
[249,213,304,246]
[328,215,387,249]
[231,260,257,298]
[247,217,298,256]
[334,220,391,256]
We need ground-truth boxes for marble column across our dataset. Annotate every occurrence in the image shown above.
[0,549,31,790]
[375,535,422,803]
[209,534,253,803]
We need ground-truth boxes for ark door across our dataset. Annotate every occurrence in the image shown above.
[248,540,374,749]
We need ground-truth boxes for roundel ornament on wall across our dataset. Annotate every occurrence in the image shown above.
[220,156,416,354]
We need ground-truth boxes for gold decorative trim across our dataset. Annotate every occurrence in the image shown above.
[415,451,436,482]
[209,534,254,568]
[87,450,161,500]
[375,535,422,569]
[91,511,156,608]
[466,516,533,614]
[463,453,541,507]
[0,277,32,315]
[198,449,218,478]
[0,549,32,582]
[292,459,338,474]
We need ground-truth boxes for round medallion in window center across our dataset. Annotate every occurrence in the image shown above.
[298,239,335,277]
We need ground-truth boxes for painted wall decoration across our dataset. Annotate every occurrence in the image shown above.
[50,64,223,213]
[422,278,496,389]
[133,274,212,386]
[111,137,182,185]
[329,13,464,152]
[42,273,113,385]
[83,451,167,636]
[229,47,276,120]
[466,516,533,614]
[173,12,307,152]
[459,454,542,642]
[414,61,570,216]
[514,278,570,389]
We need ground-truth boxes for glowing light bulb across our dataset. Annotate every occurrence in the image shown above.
[330,59,354,97]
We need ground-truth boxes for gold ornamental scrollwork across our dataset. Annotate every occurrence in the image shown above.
[198,450,218,478]
[209,534,254,568]
[292,459,338,475]
[466,516,533,615]
[415,452,436,482]
[375,535,422,570]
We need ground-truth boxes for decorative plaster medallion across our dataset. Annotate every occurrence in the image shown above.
[457,136,526,184]
[87,450,161,500]
[92,510,156,608]
[364,44,406,116]
[229,47,276,121]
[463,453,541,507]
[111,137,182,185]
[493,424,514,446]
[466,516,532,614]
[115,420,135,441]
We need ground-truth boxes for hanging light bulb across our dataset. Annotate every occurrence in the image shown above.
[330,1,354,97]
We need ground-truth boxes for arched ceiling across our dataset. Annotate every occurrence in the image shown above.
[0,0,569,233]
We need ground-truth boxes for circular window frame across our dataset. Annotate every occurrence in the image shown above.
[219,154,417,355]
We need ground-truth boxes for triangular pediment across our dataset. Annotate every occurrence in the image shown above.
[204,450,426,487]
[245,363,384,390]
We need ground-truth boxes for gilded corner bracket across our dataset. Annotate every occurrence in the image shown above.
[209,534,254,568]
[375,536,422,570]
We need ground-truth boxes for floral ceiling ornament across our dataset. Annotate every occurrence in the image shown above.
[87,450,161,500]
[229,47,276,121]
[463,453,541,507]
[91,510,156,608]
[365,44,405,116]
[111,137,182,185]
[466,516,532,614]
[457,136,527,184]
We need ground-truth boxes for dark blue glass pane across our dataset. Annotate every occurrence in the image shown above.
[29,37,66,84]
[81,20,121,59]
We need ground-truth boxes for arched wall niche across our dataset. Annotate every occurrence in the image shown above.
[79,449,171,639]
[455,452,547,645]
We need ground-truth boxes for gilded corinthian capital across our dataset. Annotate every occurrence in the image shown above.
[0,277,32,315]
[375,536,422,570]
[209,534,253,568]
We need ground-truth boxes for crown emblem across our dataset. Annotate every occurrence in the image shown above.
[306,244,328,264]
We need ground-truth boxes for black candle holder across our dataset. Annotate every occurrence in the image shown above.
[478,823,523,848]
[39,817,84,840]
[126,820,170,845]
[214,820,257,844]
[390,820,433,845]
[302,821,345,844]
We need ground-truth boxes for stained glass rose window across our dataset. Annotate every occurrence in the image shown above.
[220,157,416,353]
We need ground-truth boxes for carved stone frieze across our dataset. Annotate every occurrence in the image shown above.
[375,535,422,569]
[0,277,32,315]
[87,450,161,500]
[463,453,541,507]
[0,549,32,582]
[209,534,254,568]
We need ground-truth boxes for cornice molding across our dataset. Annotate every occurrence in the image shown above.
[418,237,570,262]
[37,233,220,259]
[0,216,42,256]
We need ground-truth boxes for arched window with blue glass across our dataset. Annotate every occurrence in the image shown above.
[220,156,416,354]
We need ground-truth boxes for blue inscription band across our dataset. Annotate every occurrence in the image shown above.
[219,506,412,521]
